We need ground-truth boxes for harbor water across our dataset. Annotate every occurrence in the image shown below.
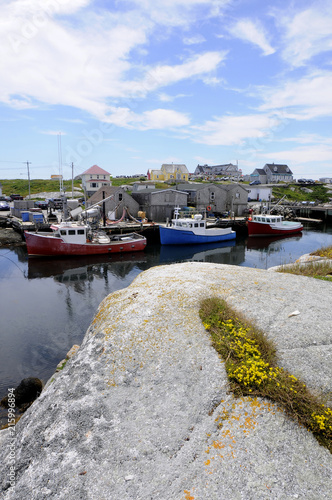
[0,222,331,424]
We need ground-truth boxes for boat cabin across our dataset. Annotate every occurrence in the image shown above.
[251,215,283,224]
[172,213,206,230]
[51,223,87,244]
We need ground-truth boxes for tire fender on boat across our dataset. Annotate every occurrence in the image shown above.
[206,205,212,212]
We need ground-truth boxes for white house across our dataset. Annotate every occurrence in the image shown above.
[78,165,111,197]
[247,186,273,202]
[250,164,293,184]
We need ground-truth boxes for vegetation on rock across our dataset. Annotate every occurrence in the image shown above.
[200,297,332,453]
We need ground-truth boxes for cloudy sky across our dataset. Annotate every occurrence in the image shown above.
[1,0,332,180]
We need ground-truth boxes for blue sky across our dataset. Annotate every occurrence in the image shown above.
[1,0,332,180]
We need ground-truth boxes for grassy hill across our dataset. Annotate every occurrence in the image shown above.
[0,179,83,198]
[271,183,330,204]
[1,178,330,204]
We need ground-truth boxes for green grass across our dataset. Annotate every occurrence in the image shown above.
[311,245,332,259]
[0,179,83,198]
[277,245,332,281]
[0,177,150,198]
[272,184,329,203]
[199,297,332,452]
[277,262,332,281]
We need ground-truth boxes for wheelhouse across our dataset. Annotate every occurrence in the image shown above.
[252,215,283,224]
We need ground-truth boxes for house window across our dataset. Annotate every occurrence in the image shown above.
[210,192,215,201]
[235,192,240,198]
[97,175,99,179]
[118,193,123,201]
[91,183,98,188]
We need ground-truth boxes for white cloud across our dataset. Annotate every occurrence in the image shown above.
[140,52,226,93]
[276,4,332,66]
[183,35,206,45]
[228,19,275,56]
[191,113,281,146]
[260,144,332,164]
[158,92,190,102]
[259,71,332,119]
[139,109,190,129]
[102,106,190,130]
[125,0,230,28]
[0,0,225,131]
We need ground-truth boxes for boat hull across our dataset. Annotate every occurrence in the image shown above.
[159,226,236,245]
[24,231,147,257]
[247,221,303,237]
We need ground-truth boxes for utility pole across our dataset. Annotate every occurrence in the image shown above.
[71,162,74,198]
[24,161,31,199]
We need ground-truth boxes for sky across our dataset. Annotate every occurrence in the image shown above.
[0,0,332,181]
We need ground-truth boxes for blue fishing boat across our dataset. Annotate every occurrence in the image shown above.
[159,208,236,245]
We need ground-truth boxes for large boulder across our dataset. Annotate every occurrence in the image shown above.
[0,262,331,499]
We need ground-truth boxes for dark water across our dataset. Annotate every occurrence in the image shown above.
[0,223,331,423]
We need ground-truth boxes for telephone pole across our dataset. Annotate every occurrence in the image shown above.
[71,162,74,198]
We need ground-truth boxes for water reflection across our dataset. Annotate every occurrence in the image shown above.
[27,252,148,282]
[159,239,241,264]
[246,233,303,251]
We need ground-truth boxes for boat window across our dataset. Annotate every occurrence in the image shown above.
[200,223,204,227]
[77,229,85,235]
[60,230,66,235]
[271,218,275,222]
[194,223,199,227]
[68,230,76,235]
[266,218,270,222]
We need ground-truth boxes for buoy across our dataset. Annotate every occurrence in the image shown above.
[206,205,212,211]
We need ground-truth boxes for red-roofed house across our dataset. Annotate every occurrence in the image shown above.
[79,165,111,197]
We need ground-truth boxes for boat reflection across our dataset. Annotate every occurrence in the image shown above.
[27,252,148,282]
[159,239,245,266]
[246,233,303,251]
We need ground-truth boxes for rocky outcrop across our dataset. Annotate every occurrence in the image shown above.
[0,228,24,246]
[0,262,331,499]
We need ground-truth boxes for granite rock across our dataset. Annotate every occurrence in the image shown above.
[0,262,331,499]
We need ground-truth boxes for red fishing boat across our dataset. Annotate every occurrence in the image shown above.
[247,214,303,237]
[24,222,147,257]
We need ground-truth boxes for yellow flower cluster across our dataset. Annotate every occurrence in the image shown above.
[201,298,332,450]
[215,320,280,387]
[311,407,332,432]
